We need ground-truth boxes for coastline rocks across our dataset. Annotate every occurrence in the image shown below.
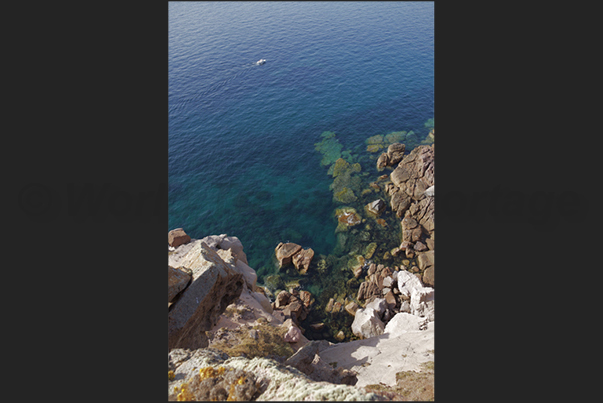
[292,248,314,274]
[366,199,386,215]
[345,302,359,316]
[168,228,191,248]
[386,143,406,165]
[168,241,245,351]
[283,323,303,343]
[275,242,302,268]
[422,266,434,287]
[168,265,192,303]
[351,306,385,339]
[168,347,377,401]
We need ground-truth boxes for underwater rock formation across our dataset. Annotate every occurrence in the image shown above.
[275,242,302,268]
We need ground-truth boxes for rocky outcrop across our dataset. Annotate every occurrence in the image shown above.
[275,242,302,268]
[168,265,191,303]
[292,248,314,274]
[351,305,385,339]
[366,199,386,215]
[376,142,406,170]
[319,318,434,388]
[168,228,191,248]
[168,348,381,401]
[168,241,244,351]
[275,242,315,274]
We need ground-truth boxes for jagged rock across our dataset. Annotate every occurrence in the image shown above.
[397,270,434,321]
[425,237,434,250]
[401,215,418,229]
[386,143,406,165]
[168,242,244,350]
[424,185,434,197]
[416,250,434,272]
[168,347,376,401]
[275,290,290,308]
[283,323,303,343]
[275,242,302,268]
[292,248,314,274]
[376,153,389,170]
[422,266,434,287]
[168,228,191,248]
[351,307,385,339]
[384,290,397,309]
[390,189,411,217]
[414,241,428,252]
[216,248,257,290]
[345,301,359,316]
[405,247,415,258]
[382,276,393,288]
[168,265,191,303]
[367,199,386,215]
[383,312,424,335]
[357,280,380,302]
[299,290,313,307]
[365,298,387,319]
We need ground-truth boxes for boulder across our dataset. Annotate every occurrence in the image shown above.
[396,270,425,300]
[414,241,428,252]
[422,266,434,287]
[299,290,313,307]
[283,324,303,343]
[168,242,244,350]
[292,248,314,274]
[275,290,291,308]
[416,250,434,272]
[424,185,434,197]
[168,265,191,303]
[390,189,412,217]
[345,301,359,316]
[382,276,393,288]
[384,290,397,309]
[351,307,385,339]
[376,153,389,170]
[410,287,435,321]
[386,143,406,166]
[383,312,424,336]
[275,242,302,268]
[168,228,191,248]
[365,298,387,318]
[367,199,386,215]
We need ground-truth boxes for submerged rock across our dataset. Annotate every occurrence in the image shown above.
[366,199,386,215]
[292,248,314,274]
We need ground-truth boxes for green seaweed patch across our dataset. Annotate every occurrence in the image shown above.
[384,131,406,144]
[366,144,383,153]
[314,131,343,166]
[365,134,384,145]
[334,187,358,204]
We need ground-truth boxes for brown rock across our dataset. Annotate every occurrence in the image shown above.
[275,242,302,268]
[369,182,381,191]
[367,263,377,276]
[425,237,435,250]
[379,174,389,180]
[299,290,313,307]
[353,265,363,278]
[384,290,397,309]
[399,241,413,250]
[386,143,406,165]
[168,242,244,351]
[334,330,346,342]
[401,215,418,229]
[411,227,423,242]
[390,189,411,217]
[376,153,389,170]
[292,248,314,273]
[168,228,191,248]
[417,250,435,272]
[405,248,415,258]
[168,265,192,303]
[275,290,291,308]
[325,298,334,313]
[414,241,427,252]
[423,266,434,287]
[345,302,359,316]
[367,199,386,215]
[391,247,401,257]
[332,301,343,314]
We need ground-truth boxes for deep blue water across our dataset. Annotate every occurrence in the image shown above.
[169,2,433,281]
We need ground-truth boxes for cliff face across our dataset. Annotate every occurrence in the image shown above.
[167,230,434,400]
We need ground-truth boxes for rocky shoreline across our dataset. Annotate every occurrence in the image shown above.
[167,130,435,401]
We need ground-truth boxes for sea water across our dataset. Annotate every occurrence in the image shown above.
[169,2,433,338]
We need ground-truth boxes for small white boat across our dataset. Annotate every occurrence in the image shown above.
[256,59,266,65]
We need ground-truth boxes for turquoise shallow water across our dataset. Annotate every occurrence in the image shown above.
[169,2,434,316]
